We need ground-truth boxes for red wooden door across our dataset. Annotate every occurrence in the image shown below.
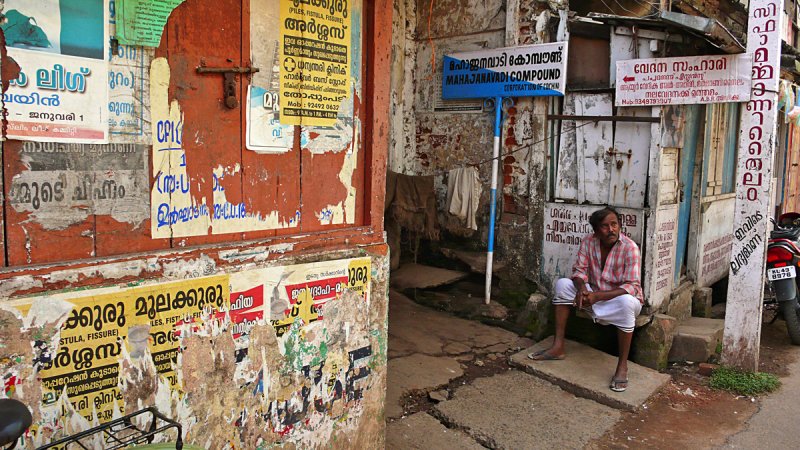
[1,0,368,268]
[158,0,302,245]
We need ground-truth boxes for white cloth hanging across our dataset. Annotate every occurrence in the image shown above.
[446,167,482,230]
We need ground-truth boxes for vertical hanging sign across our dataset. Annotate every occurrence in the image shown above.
[723,0,782,370]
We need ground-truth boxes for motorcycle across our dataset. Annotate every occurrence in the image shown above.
[766,212,800,345]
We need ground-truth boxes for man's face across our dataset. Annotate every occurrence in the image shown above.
[595,213,620,247]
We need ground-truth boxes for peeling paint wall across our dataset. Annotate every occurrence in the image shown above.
[1,0,370,265]
[0,249,389,449]
[0,0,391,447]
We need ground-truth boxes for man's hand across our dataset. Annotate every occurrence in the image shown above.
[577,291,596,310]
[572,278,589,307]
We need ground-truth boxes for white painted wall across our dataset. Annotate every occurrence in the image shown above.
[541,202,645,285]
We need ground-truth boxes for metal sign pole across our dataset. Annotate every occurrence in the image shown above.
[441,42,569,305]
[485,97,502,304]
[484,97,514,304]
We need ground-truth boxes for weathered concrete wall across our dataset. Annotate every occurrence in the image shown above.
[390,0,419,174]
[413,9,504,236]
[0,247,389,449]
[389,0,557,282]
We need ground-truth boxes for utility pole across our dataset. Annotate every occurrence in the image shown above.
[723,0,782,370]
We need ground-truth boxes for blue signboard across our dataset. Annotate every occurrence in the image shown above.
[442,42,568,100]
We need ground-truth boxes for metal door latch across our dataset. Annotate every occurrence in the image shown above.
[196,66,260,109]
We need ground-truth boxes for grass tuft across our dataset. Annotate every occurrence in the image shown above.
[709,366,781,396]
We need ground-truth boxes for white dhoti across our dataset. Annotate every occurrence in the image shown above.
[552,278,642,333]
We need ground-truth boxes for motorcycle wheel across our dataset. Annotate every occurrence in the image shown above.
[779,297,800,346]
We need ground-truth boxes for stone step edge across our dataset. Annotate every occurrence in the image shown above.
[508,354,646,412]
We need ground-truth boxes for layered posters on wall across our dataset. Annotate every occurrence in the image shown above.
[246,0,359,152]
[228,256,371,364]
[10,256,369,427]
[247,0,296,152]
[108,0,153,144]
[2,0,110,143]
[16,275,230,424]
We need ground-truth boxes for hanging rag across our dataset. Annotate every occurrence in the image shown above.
[446,167,482,230]
[385,171,439,239]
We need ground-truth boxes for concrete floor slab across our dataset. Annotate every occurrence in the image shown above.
[434,371,621,449]
[386,413,484,450]
[390,263,469,290]
[386,353,464,419]
[388,290,520,357]
[510,339,671,411]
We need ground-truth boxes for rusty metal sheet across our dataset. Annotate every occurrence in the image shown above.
[300,148,365,230]
[574,92,613,204]
[4,141,165,263]
[609,107,651,209]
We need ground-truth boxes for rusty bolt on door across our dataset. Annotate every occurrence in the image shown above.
[196,65,260,109]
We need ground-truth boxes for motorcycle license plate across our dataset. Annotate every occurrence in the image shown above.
[768,266,797,281]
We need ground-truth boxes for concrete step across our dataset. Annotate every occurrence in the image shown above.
[440,248,507,274]
[390,263,469,290]
[510,339,671,412]
[668,317,724,363]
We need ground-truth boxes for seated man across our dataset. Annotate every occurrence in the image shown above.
[529,206,643,392]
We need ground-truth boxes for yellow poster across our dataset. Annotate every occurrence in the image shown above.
[35,275,230,423]
[279,0,351,126]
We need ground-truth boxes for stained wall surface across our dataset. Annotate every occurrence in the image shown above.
[0,0,391,448]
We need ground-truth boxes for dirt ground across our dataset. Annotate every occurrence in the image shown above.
[588,316,798,449]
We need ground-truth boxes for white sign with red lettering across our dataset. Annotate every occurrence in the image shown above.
[615,54,752,106]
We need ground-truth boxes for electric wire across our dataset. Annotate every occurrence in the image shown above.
[423,116,597,176]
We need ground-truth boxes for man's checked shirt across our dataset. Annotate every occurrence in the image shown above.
[572,233,644,303]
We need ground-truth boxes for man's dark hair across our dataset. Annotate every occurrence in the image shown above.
[589,206,622,231]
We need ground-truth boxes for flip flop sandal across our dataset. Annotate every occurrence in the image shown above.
[527,350,565,361]
[609,378,628,392]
